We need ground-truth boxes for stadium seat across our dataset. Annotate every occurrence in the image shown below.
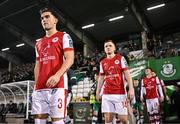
[17,103,24,114]
[3,103,10,114]
[0,104,5,114]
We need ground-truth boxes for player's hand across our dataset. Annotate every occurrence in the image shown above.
[46,74,60,87]
[140,98,144,104]
[159,97,164,103]
[128,87,135,100]
[96,93,101,102]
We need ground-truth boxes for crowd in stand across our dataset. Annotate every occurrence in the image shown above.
[0,63,34,84]
[0,39,179,84]
[0,51,104,84]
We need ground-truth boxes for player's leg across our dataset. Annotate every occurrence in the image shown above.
[115,95,128,124]
[138,103,144,124]
[146,99,155,124]
[49,88,68,124]
[128,103,136,124]
[102,95,115,124]
[104,113,114,124]
[31,90,50,124]
[33,114,49,124]
[152,98,160,124]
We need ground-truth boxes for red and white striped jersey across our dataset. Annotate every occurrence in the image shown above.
[35,32,74,90]
[141,76,164,99]
[99,54,129,94]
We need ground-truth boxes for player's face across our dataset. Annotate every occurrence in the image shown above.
[41,12,57,31]
[133,80,139,86]
[104,41,116,55]
[145,69,151,75]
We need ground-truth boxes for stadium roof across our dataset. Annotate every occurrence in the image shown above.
[0,0,180,68]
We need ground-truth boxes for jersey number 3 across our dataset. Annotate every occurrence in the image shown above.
[58,98,62,109]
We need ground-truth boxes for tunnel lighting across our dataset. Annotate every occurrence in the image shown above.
[147,3,165,10]
[82,24,95,29]
[109,15,124,22]
[1,47,10,51]
[16,43,25,47]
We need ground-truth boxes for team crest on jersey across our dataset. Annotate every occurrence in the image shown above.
[151,78,155,81]
[52,37,58,43]
[114,60,120,64]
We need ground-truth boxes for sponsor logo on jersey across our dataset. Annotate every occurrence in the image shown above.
[40,43,56,64]
[107,66,114,74]
[42,43,50,57]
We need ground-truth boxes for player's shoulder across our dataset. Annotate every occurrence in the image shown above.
[143,77,148,81]
[58,31,72,41]
[36,38,42,42]
[116,53,122,57]
[115,53,124,60]
[100,56,107,63]
[58,31,70,36]
[151,76,157,80]
[35,38,43,46]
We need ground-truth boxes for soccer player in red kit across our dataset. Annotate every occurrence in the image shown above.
[32,8,74,124]
[140,68,164,124]
[96,39,134,124]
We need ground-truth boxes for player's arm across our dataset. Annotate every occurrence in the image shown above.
[96,75,104,101]
[55,33,74,77]
[46,50,74,87]
[46,33,74,87]
[121,56,134,100]
[34,61,39,84]
[55,50,74,78]
[34,44,40,87]
[140,79,145,102]
[96,62,104,101]
[124,69,134,99]
[161,79,167,94]
[156,77,164,102]
[161,79,170,101]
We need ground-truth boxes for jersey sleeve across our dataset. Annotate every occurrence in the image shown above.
[161,79,165,87]
[121,56,128,70]
[99,62,105,76]
[140,79,145,100]
[62,33,74,52]
[156,77,164,98]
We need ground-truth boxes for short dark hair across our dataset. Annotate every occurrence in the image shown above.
[145,67,153,71]
[104,39,116,47]
[39,7,58,19]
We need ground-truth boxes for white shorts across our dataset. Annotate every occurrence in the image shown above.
[102,94,128,115]
[31,88,67,118]
[146,98,159,113]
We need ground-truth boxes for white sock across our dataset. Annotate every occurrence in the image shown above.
[52,119,64,124]
[35,119,46,124]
